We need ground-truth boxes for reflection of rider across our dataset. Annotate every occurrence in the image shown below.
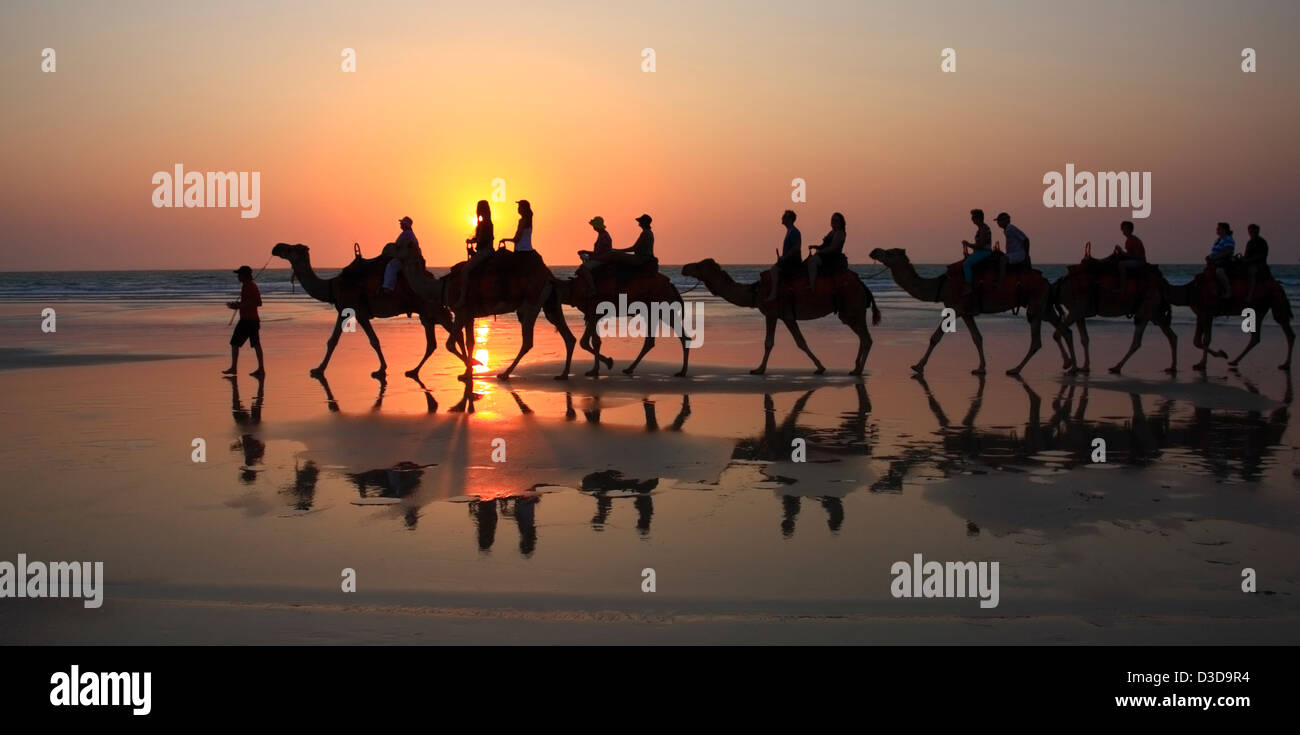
[961,208,992,295]
[381,216,418,293]
[766,210,801,301]
[455,200,494,308]
[805,212,845,290]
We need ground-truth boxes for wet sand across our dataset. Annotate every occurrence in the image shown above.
[0,299,1297,644]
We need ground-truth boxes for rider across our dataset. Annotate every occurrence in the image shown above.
[1207,221,1235,299]
[961,208,992,296]
[611,214,655,267]
[1112,220,1147,294]
[380,216,418,294]
[766,209,801,301]
[805,212,846,289]
[499,200,533,252]
[455,200,494,308]
[1240,223,1269,301]
[993,211,1029,287]
[577,216,613,289]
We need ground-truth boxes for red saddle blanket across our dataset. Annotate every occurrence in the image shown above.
[758,268,858,301]
[946,257,1034,303]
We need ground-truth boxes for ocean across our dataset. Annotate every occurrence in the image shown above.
[3,264,1295,332]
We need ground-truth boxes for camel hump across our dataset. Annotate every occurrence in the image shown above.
[341,253,390,280]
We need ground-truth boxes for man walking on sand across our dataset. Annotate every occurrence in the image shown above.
[223,265,265,377]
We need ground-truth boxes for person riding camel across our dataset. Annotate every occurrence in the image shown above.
[455,200,495,308]
[993,212,1029,288]
[577,216,614,289]
[766,209,801,301]
[1207,221,1235,299]
[609,214,655,268]
[499,200,533,252]
[1111,220,1146,294]
[1240,223,1269,301]
[380,216,418,295]
[961,208,992,296]
[805,212,846,290]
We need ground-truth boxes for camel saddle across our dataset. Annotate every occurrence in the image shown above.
[447,248,545,306]
[1068,257,1162,309]
[1193,266,1276,315]
[586,256,660,286]
[759,265,857,302]
[946,254,1033,305]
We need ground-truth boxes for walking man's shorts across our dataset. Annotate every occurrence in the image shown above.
[230,318,261,348]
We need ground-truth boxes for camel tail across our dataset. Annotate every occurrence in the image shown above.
[862,279,881,325]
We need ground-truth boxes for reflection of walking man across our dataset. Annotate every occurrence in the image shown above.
[223,265,264,377]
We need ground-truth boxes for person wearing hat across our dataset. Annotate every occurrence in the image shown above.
[961,208,993,296]
[993,211,1030,288]
[577,216,614,289]
[499,200,533,252]
[223,265,265,377]
[1110,220,1146,294]
[608,213,656,268]
[381,215,419,294]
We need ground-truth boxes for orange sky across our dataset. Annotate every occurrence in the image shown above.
[3,0,1298,270]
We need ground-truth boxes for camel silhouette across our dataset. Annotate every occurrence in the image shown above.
[552,268,691,377]
[271,243,459,379]
[680,258,879,375]
[869,248,1073,376]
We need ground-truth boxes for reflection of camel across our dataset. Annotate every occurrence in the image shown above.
[397,243,578,380]
[869,248,1072,375]
[467,495,541,554]
[271,243,459,379]
[1052,263,1177,374]
[582,470,656,536]
[552,274,691,377]
[729,385,872,537]
[1165,271,1294,371]
[681,258,879,375]
[882,371,1291,486]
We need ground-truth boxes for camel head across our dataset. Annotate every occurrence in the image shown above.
[681,258,720,281]
[869,247,909,267]
[271,242,309,265]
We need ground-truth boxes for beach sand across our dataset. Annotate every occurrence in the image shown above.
[0,298,1297,644]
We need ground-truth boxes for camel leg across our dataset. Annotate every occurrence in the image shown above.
[782,317,826,374]
[1228,325,1262,368]
[841,312,873,375]
[1193,318,1211,371]
[1073,316,1091,373]
[1109,316,1149,374]
[752,315,778,374]
[1278,311,1296,371]
[1006,314,1042,376]
[453,318,476,382]
[544,294,580,379]
[357,317,387,379]
[586,326,606,377]
[1157,316,1179,373]
[311,314,346,377]
[406,317,438,379]
[964,315,990,375]
[913,322,947,375]
[1051,310,1076,371]
[624,334,655,375]
[499,305,540,380]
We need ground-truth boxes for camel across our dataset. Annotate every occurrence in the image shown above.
[395,242,578,380]
[271,243,459,379]
[1165,269,1294,371]
[552,268,691,377]
[679,258,879,375]
[868,248,1073,376]
[1051,253,1178,374]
